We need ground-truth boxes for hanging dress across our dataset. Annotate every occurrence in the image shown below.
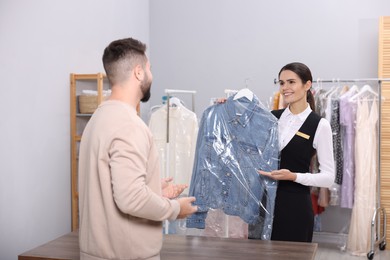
[347,98,378,256]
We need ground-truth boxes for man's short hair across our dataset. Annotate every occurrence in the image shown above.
[102,38,147,86]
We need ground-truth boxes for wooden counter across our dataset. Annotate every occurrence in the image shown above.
[19,231,317,260]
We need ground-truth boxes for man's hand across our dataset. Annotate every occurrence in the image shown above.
[176,196,198,219]
[161,177,188,199]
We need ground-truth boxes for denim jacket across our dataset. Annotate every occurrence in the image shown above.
[186,95,279,239]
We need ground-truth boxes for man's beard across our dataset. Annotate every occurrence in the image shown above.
[140,75,152,103]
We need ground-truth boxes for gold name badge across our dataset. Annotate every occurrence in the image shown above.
[296,131,310,140]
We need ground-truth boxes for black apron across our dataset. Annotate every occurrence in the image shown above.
[270,109,321,242]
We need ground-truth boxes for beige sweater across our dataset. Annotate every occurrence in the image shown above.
[78,100,180,260]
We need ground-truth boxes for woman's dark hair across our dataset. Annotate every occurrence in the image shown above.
[278,62,315,111]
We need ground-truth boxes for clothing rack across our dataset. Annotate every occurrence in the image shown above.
[307,78,390,260]
[163,89,196,235]
[274,77,390,84]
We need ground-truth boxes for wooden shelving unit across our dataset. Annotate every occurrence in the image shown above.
[70,73,107,231]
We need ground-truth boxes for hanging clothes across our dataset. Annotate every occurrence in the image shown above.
[314,88,328,119]
[272,91,280,110]
[186,93,279,240]
[148,101,198,195]
[339,87,358,208]
[271,91,286,110]
[201,208,249,238]
[347,97,378,256]
[149,100,198,235]
[330,98,343,185]
[314,87,343,205]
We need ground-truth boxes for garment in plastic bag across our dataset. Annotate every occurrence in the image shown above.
[347,98,378,256]
[203,208,248,238]
[148,103,198,194]
[149,100,199,235]
[186,92,279,240]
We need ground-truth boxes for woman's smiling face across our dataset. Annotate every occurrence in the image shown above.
[278,69,310,105]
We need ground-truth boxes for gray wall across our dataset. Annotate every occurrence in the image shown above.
[0,1,149,259]
[149,0,390,117]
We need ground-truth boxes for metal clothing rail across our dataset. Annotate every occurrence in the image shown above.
[274,78,390,84]
[313,78,390,83]
[308,78,390,260]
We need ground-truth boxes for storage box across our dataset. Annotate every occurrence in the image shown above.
[78,95,99,114]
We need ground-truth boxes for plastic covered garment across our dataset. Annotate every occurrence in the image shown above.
[186,208,249,238]
[339,86,358,208]
[149,101,199,235]
[148,102,198,195]
[347,98,378,256]
[186,92,279,240]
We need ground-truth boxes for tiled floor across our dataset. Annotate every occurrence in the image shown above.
[315,243,389,260]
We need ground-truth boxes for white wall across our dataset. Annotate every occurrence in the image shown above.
[0,1,149,259]
[149,0,390,117]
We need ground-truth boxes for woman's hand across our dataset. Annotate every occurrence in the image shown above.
[161,177,188,199]
[216,98,227,104]
[258,169,297,181]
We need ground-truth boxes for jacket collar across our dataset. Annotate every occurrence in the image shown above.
[225,95,259,127]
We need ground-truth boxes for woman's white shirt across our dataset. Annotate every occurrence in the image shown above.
[278,104,335,188]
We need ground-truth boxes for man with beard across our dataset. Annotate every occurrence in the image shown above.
[78,37,197,260]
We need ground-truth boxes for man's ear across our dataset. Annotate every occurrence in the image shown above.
[134,64,144,81]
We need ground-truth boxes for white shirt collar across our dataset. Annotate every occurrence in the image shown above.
[283,103,312,122]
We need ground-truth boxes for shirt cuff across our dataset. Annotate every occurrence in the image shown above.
[294,173,304,184]
[168,199,181,221]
